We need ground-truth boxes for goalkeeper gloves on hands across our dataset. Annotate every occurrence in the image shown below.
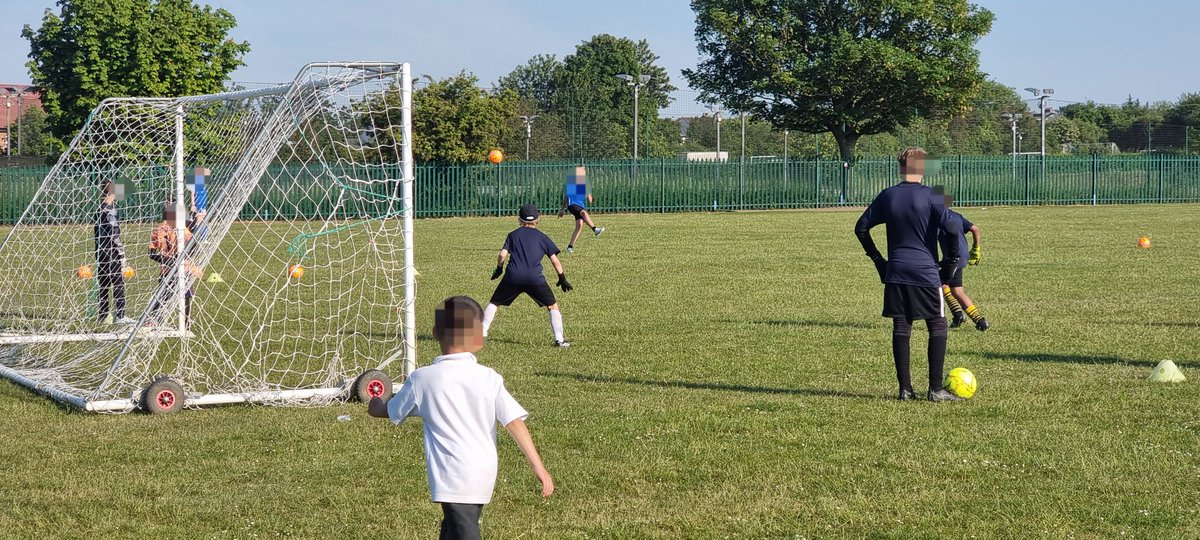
[491,266,503,280]
[968,245,981,266]
[556,273,573,292]
[869,255,887,283]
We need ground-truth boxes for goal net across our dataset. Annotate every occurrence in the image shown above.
[0,62,416,413]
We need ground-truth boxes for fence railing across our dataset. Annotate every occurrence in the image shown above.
[3,155,1200,224]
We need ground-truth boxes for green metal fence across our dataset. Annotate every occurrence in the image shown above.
[3,155,1200,224]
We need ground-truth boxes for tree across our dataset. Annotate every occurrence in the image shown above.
[23,0,250,145]
[411,72,517,163]
[496,54,563,113]
[555,34,677,160]
[8,106,56,158]
[684,0,994,163]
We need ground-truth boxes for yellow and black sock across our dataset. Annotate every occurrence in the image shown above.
[942,285,964,316]
[965,304,985,323]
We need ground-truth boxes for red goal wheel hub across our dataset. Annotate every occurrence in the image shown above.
[156,389,176,409]
[367,379,385,398]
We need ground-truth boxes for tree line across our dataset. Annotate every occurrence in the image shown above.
[12,0,1200,165]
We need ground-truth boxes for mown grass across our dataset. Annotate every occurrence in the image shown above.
[1,205,1198,539]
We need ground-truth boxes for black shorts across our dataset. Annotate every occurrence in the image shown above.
[882,284,943,320]
[945,266,965,288]
[567,204,587,220]
[489,279,556,307]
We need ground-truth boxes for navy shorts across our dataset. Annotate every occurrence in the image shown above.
[882,284,942,320]
[944,266,965,288]
[489,278,556,307]
[567,204,587,220]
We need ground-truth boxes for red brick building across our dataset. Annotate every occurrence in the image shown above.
[1,84,44,155]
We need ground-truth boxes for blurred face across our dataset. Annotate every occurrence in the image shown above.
[434,298,485,353]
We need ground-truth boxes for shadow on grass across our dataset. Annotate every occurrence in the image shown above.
[1146,321,1200,328]
[536,371,879,400]
[980,352,1158,367]
[718,318,879,330]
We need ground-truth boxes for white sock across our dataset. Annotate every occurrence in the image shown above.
[549,309,564,342]
[483,303,498,337]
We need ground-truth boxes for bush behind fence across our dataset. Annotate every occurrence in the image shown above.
[2,155,1200,225]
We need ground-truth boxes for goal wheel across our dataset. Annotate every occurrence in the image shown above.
[352,370,392,402]
[142,377,185,414]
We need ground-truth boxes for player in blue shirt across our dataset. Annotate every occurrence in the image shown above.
[558,166,605,253]
[939,195,987,331]
[483,204,575,347]
[855,148,963,402]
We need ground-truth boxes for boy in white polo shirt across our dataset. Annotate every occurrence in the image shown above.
[369,296,554,539]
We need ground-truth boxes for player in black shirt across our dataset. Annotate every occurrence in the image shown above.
[94,179,133,324]
[483,204,574,347]
[855,148,962,402]
[938,195,988,331]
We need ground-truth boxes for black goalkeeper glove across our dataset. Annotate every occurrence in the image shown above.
[556,273,573,292]
[491,265,503,280]
[869,254,887,283]
[939,258,960,284]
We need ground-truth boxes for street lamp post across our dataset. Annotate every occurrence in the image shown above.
[3,90,10,157]
[518,115,538,161]
[1025,87,1054,181]
[1001,112,1023,181]
[616,73,652,179]
[5,87,24,157]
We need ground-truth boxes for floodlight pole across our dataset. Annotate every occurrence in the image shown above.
[519,115,538,161]
[1025,87,1054,182]
[3,91,9,157]
[15,91,23,156]
[1001,113,1023,181]
[617,74,652,180]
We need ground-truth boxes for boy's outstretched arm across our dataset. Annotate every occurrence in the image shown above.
[968,224,982,265]
[558,197,568,218]
[505,418,554,498]
[549,254,572,291]
[492,249,509,280]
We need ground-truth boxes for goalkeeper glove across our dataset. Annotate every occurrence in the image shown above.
[939,258,960,284]
[491,266,503,280]
[556,273,573,292]
[968,245,981,266]
[869,254,887,283]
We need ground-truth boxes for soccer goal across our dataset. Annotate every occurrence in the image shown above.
[0,62,416,413]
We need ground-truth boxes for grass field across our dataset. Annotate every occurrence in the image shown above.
[1,204,1198,539]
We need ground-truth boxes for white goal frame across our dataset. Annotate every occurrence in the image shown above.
[0,62,417,413]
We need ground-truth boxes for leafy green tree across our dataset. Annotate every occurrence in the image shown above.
[22,0,250,145]
[496,54,563,113]
[555,34,676,160]
[410,72,518,163]
[8,105,57,158]
[685,0,994,163]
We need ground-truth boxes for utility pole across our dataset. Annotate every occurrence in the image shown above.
[1025,87,1054,181]
[518,115,538,161]
[616,73,652,179]
[1001,112,1023,181]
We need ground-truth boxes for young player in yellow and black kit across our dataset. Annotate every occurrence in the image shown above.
[855,148,963,402]
[938,195,988,331]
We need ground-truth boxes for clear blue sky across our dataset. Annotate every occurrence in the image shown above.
[2,0,1199,111]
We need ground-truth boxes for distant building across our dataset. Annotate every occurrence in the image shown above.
[1,84,44,155]
[679,151,729,162]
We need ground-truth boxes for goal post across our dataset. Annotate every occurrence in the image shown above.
[0,62,417,413]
